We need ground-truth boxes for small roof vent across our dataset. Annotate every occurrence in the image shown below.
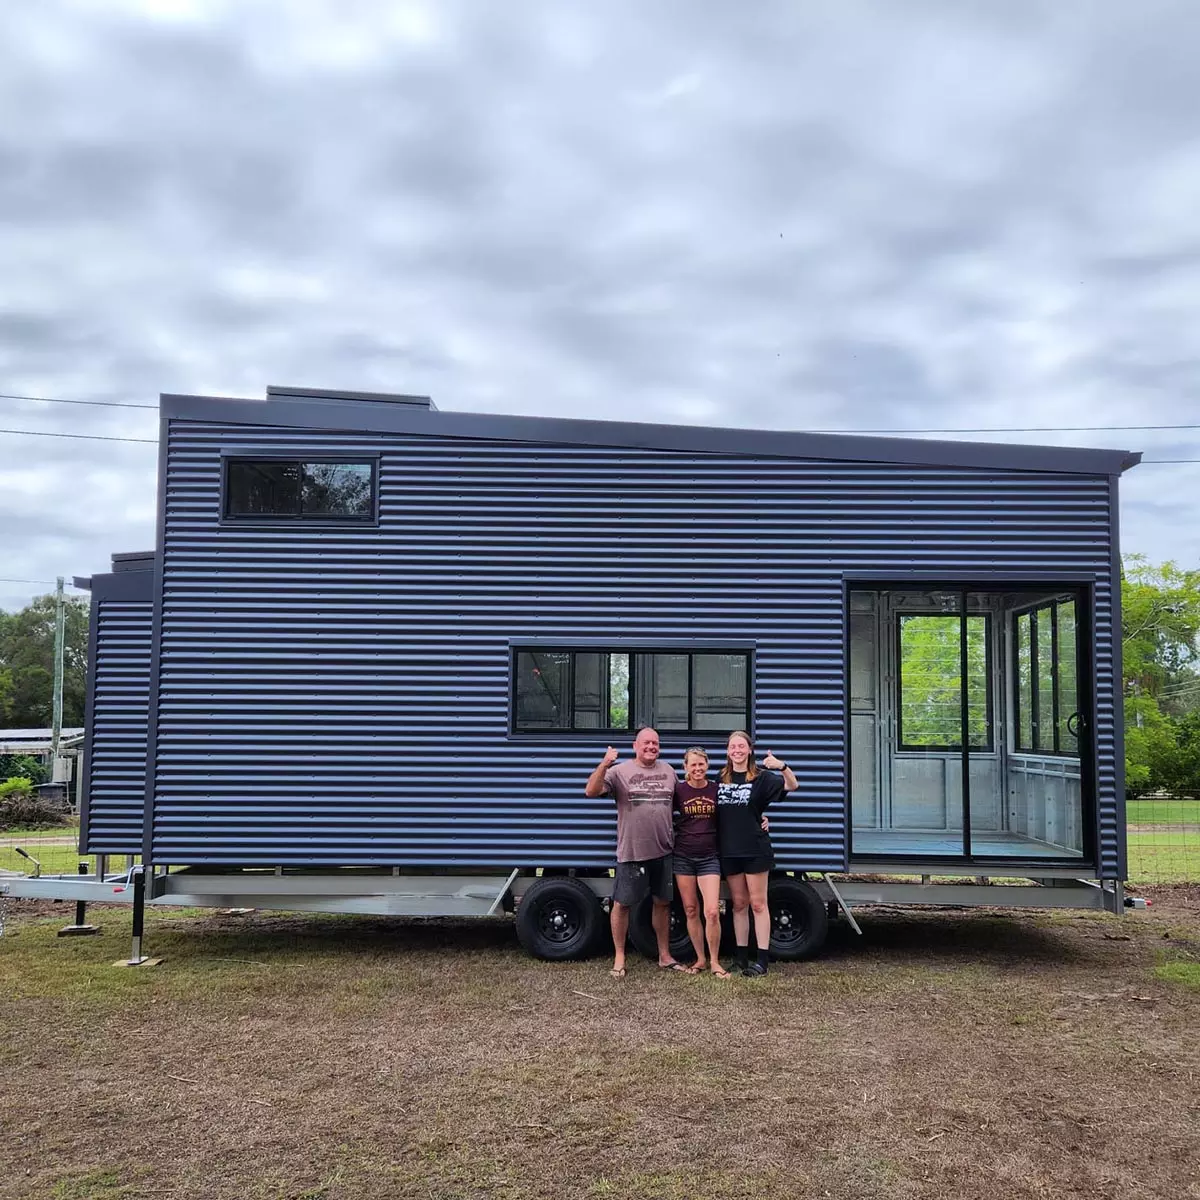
[266,385,436,411]
[111,551,156,572]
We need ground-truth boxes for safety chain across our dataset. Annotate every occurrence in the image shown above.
[0,884,9,938]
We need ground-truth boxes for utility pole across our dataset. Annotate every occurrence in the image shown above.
[51,575,65,762]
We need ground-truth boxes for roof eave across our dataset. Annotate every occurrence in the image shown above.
[159,392,1141,476]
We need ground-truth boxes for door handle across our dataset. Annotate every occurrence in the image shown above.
[1066,711,1084,738]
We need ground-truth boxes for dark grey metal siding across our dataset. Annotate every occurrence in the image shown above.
[147,418,1124,875]
[81,572,153,854]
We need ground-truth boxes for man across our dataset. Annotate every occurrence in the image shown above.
[584,727,684,978]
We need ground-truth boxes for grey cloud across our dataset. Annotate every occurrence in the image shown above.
[0,0,1199,613]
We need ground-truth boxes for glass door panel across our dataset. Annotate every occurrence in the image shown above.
[998,593,1086,859]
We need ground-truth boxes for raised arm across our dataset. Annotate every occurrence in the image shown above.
[763,751,798,794]
[584,746,620,797]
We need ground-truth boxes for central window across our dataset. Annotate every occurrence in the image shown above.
[512,649,751,735]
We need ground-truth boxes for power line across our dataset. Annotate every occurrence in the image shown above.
[0,405,1198,461]
[0,392,157,411]
[835,423,1200,434]
[1,390,1200,434]
[0,424,1194,460]
[0,577,86,588]
[0,427,156,444]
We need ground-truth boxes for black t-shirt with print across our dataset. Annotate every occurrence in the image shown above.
[716,769,784,858]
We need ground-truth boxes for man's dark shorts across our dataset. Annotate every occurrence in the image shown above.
[613,855,673,906]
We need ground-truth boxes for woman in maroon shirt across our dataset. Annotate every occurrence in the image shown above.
[673,748,729,977]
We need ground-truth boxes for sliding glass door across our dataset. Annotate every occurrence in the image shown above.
[848,584,1092,864]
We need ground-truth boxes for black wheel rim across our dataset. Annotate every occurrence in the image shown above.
[771,903,805,948]
[538,898,583,944]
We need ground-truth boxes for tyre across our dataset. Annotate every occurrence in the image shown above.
[628,895,696,962]
[767,877,829,961]
[515,877,603,961]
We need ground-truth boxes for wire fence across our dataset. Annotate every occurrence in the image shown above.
[1125,793,1200,889]
[2,792,1197,890]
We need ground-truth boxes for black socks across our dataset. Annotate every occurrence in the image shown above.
[734,946,770,976]
[742,949,770,978]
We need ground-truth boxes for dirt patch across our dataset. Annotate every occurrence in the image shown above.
[1137,883,1200,910]
[2,902,1199,1200]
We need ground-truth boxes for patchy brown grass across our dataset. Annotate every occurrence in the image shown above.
[2,896,1199,1200]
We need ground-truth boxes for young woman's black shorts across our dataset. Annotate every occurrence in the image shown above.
[672,851,721,878]
[613,855,674,905]
[721,852,774,876]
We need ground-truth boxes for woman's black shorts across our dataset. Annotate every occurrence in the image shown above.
[720,851,774,877]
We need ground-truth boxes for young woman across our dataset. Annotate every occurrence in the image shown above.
[716,730,797,977]
[672,748,729,977]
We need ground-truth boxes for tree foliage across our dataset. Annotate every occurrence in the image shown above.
[1122,556,1200,796]
[0,594,89,728]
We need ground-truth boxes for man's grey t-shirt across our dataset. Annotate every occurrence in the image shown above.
[603,758,677,863]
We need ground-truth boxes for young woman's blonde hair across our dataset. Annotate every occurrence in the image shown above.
[719,730,759,784]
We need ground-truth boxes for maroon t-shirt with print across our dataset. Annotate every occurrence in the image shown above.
[673,781,719,858]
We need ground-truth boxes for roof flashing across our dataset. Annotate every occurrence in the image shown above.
[158,389,1140,476]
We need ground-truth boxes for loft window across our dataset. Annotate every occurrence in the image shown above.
[512,649,750,735]
[897,614,993,752]
[1014,598,1079,756]
[225,459,376,519]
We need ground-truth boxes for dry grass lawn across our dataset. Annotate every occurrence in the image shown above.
[2,889,1199,1200]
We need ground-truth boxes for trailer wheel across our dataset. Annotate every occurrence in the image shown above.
[767,878,829,960]
[628,896,696,962]
[515,878,602,961]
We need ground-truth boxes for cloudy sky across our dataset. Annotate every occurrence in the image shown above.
[2,0,1198,612]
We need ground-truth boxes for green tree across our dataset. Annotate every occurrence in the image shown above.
[0,594,90,728]
[1122,556,1200,796]
[897,614,989,747]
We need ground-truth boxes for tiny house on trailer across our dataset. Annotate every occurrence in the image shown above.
[3,386,1143,961]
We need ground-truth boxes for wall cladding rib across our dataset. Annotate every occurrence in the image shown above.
[151,421,1121,873]
[83,599,152,853]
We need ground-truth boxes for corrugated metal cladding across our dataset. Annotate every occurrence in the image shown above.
[83,600,153,853]
[151,419,1121,873]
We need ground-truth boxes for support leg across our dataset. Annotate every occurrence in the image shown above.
[114,867,163,967]
[58,860,100,937]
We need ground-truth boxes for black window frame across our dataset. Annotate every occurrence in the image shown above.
[1013,597,1080,757]
[509,646,753,737]
[895,611,995,753]
[221,454,380,523]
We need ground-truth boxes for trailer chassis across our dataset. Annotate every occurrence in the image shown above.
[2,865,1139,964]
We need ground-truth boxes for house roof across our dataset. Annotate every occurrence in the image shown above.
[0,728,85,754]
[159,387,1142,476]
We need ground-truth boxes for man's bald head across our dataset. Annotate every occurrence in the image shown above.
[633,727,660,767]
